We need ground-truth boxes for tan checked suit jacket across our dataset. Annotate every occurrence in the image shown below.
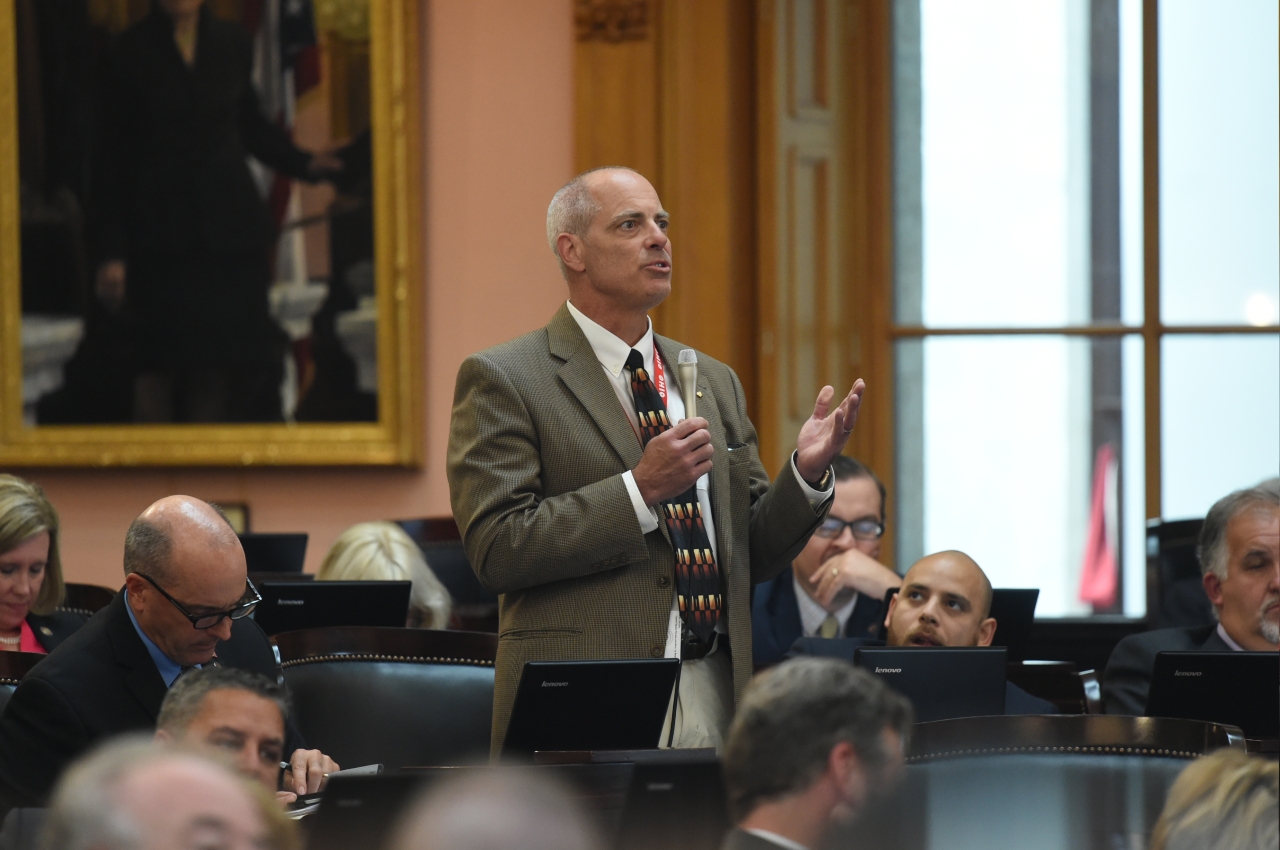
[447,304,829,754]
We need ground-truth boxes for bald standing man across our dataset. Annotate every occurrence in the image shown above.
[448,167,862,753]
[0,496,335,814]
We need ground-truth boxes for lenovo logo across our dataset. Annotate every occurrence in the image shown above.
[875,667,903,674]
[1173,670,1202,677]
[276,599,305,606]
[541,681,569,687]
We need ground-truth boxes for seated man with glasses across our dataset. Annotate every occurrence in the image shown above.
[0,496,337,815]
[752,456,902,667]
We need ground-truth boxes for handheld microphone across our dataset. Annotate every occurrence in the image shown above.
[677,349,698,420]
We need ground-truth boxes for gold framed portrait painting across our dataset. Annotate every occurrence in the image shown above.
[0,0,421,466]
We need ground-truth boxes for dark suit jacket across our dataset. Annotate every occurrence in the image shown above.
[447,305,829,754]
[0,593,283,812]
[25,612,86,654]
[785,638,1059,715]
[720,828,799,850]
[1102,625,1231,716]
[751,567,884,667]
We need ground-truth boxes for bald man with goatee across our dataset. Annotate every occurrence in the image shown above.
[0,496,336,815]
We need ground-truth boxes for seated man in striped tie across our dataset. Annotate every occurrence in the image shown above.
[751,456,902,666]
[0,496,336,815]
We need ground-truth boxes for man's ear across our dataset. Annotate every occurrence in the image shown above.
[829,740,867,809]
[556,232,587,274]
[884,593,898,631]
[123,572,148,610]
[1202,571,1225,609]
[976,617,997,647]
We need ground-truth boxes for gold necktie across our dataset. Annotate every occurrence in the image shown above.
[819,614,840,639]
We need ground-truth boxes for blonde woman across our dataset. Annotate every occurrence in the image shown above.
[0,474,84,653]
[317,523,452,629]
[1149,748,1278,850]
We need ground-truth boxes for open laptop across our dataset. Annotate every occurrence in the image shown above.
[238,532,308,573]
[251,580,411,635]
[875,588,1039,661]
[1145,651,1279,739]
[303,773,427,850]
[615,760,728,850]
[501,659,681,759]
[854,646,1007,722]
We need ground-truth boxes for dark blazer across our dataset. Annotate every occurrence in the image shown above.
[447,305,828,754]
[0,592,283,812]
[751,566,884,667]
[25,611,87,654]
[786,638,1059,715]
[720,828,797,850]
[1102,625,1231,716]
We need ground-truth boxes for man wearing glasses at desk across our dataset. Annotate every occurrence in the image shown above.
[0,496,337,815]
[752,457,902,667]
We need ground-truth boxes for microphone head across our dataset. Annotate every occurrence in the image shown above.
[678,349,698,366]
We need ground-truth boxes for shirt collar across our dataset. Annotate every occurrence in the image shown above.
[123,589,187,687]
[566,300,655,377]
[742,829,810,850]
[1216,622,1245,651]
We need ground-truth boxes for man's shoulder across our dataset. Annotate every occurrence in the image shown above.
[467,325,555,366]
[1110,625,1216,663]
[21,603,126,701]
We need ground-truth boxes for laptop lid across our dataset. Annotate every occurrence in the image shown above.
[854,646,1007,723]
[237,533,308,573]
[502,659,681,758]
[615,760,728,850]
[1145,651,1279,739]
[875,588,1039,661]
[252,581,411,636]
[304,773,426,850]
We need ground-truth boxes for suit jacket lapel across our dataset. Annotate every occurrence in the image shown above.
[655,336,732,575]
[104,593,169,721]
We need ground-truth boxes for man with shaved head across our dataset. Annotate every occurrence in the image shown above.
[449,167,865,752]
[0,496,336,814]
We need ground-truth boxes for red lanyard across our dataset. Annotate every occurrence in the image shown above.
[651,347,668,407]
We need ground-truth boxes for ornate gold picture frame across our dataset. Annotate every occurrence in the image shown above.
[0,0,422,467]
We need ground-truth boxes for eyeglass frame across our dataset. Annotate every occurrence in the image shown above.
[814,517,885,541]
[135,572,261,630]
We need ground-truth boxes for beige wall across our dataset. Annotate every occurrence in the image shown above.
[11,0,575,588]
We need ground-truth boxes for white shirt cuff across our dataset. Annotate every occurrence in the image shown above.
[622,470,661,534]
[790,452,834,508]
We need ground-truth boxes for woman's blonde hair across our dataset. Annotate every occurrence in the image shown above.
[0,473,65,615]
[317,522,452,629]
[1149,748,1279,850]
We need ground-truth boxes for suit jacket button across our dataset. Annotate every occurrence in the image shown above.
[658,576,670,588]
[650,646,663,658]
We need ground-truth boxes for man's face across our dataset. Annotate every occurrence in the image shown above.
[792,476,883,588]
[1205,505,1280,651]
[172,689,286,793]
[570,170,672,314]
[117,759,270,850]
[885,553,996,648]
[128,534,249,667]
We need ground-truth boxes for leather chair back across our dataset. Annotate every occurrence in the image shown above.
[57,583,116,618]
[0,652,46,716]
[275,627,497,769]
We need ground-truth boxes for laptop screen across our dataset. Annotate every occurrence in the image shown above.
[1146,651,1279,739]
[854,646,1007,723]
[252,580,411,635]
[502,659,680,758]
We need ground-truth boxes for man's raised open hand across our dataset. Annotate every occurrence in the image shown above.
[795,381,865,484]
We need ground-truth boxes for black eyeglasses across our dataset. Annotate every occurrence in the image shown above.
[815,517,884,541]
[136,573,261,630]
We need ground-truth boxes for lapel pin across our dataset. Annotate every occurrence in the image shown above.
[40,626,53,636]
[696,391,703,398]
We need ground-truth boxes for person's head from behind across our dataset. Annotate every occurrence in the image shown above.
[546,167,672,317]
[0,474,65,634]
[122,496,256,667]
[41,735,297,850]
[388,768,601,850]
[1197,479,1280,650]
[155,667,288,794]
[722,658,912,846]
[791,456,887,587]
[317,522,451,629]
[884,550,995,648]
[1148,748,1278,850]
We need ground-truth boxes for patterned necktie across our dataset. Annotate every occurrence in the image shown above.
[626,349,722,644]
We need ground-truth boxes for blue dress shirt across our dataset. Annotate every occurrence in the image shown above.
[123,590,192,687]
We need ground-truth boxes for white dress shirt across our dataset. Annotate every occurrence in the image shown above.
[743,829,810,850]
[792,573,859,638]
[566,301,832,658]
[1216,623,1244,651]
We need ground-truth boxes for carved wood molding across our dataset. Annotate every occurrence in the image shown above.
[575,0,651,42]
